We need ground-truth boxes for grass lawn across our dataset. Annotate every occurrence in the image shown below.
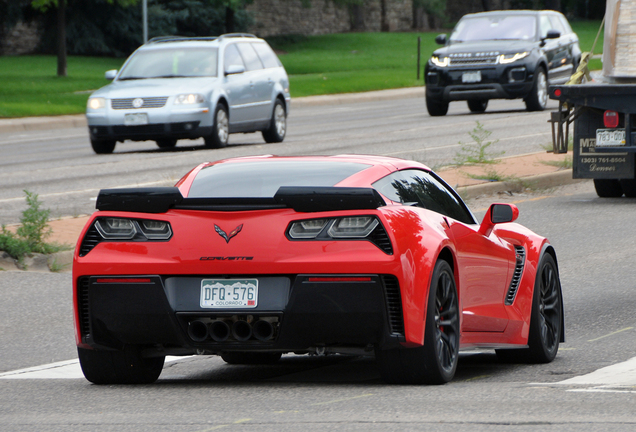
[0,20,604,118]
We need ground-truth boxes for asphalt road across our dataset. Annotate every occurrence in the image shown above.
[1,181,636,431]
[1,97,636,430]
[0,97,558,224]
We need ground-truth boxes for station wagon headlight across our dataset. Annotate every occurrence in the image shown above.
[431,56,449,67]
[174,93,205,105]
[87,97,106,110]
[499,52,529,64]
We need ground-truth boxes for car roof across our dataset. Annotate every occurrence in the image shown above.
[143,33,263,49]
[461,9,564,19]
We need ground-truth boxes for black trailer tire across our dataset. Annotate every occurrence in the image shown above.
[525,67,548,111]
[426,95,449,116]
[594,179,623,197]
[262,99,287,143]
[91,139,116,154]
[620,179,636,197]
[78,347,165,384]
[376,260,459,384]
[467,99,488,113]
[221,352,282,365]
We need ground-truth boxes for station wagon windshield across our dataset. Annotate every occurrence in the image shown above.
[118,47,218,79]
[450,15,537,42]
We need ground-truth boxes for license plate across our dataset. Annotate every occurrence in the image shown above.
[124,113,148,126]
[200,279,258,308]
[462,71,481,83]
[596,128,625,147]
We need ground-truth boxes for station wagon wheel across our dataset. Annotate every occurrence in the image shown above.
[156,139,177,149]
[525,67,548,111]
[262,99,286,143]
[205,104,229,148]
[77,346,165,384]
[467,99,488,113]
[90,139,116,154]
[375,259,459,384]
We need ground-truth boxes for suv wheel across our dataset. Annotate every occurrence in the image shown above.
[525,67,548,111]
[91,139,116,154]
[467,99,488,113]
[426,95,449,116]
[262,100,287,143]
[205,104,229,149]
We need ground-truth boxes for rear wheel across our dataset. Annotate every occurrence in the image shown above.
[156,139,177,149]
[426,95,449,117]
[221,352,282,365]
[204,104,229,148]
[376,260,459,384]
[467,99,488,113]
[262,99,287,143]
[619,179,636,197]
[525,67,548,111]
[78,346,165,384]
[90,139,116,154]
[594,179,623,197]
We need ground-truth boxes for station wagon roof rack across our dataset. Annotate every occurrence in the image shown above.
[218,33,258,40]
[145,36,219,44]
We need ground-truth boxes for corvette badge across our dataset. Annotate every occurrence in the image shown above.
[214,224,243,243]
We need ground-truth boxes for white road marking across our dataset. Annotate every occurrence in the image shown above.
[0,356,189,380]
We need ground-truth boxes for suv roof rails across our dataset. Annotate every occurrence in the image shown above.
[145,36,219,44]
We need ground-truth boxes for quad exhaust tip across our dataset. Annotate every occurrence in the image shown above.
[188,318,275,342]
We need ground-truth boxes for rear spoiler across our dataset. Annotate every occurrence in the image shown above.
[96,186,386,213]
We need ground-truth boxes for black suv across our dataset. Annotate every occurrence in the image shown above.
[425,10,581,116]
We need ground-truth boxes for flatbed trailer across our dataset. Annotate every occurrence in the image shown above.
[549,83,636,197]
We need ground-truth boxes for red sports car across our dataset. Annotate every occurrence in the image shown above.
[72,154,564,384]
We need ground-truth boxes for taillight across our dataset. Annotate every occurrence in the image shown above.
[604,110,619,128]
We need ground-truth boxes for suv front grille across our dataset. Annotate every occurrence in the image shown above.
[111,97,169,109]
[449,56,499,66]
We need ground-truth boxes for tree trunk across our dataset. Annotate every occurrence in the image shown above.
[57,0,67,77]
[350,4,365,31]
[544,0,561,11]
[380,0,389,32]
[481,0,489,11]
[225,6,235,33]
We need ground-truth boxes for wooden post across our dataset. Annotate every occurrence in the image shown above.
[417,37,421,80]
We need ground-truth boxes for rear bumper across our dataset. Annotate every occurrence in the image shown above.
[76,274,405,355]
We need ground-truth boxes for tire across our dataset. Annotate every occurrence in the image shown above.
[262,99,287,143]
[204,104,229,148]
[594,179,623,197]
[426,95,449,117]
[78,347,165,384]
[221,352,282,365]
[376,260,460,384]
[156,139,177,149]
[467,99,488,113]
[525,67,548,111]
[619,179,636,197]
[90,139,116,154]
[496,253,562,364]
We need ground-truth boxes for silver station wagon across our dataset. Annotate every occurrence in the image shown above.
[86,34,290,154]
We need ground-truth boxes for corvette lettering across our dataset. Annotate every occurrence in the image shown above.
[200,256,253,261]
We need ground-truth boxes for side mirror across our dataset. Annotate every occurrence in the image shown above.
[225,64,246,76]
[435,34,447,45]
[105,70,118,80]
[479,203,519,236]
[545,29,561,40]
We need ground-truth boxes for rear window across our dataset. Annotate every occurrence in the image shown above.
[188,161,371,198]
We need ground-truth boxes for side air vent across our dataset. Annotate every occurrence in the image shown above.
[382,275,405,337]
[79,225,101,257]
[78,277,91,338]
[505,246,526,305]
[369,224,393,255]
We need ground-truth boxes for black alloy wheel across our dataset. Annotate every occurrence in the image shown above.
[375,259,459,384]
